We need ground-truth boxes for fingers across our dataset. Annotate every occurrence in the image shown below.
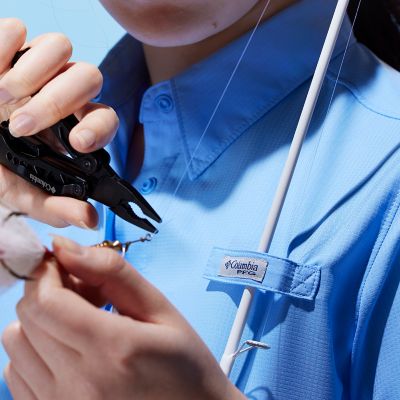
[69,103,119,153]
[0,23,110,152]
[52,236,182,325]
[59,272,108,307]
[0,20,111,228]
[0,19,27,76]
[15,300,81,371]
[4,364,37,400]
[0,165,98,228]
[21,260,119,351]
[2,322,53,397]
[0,33,72,104]
[9,61,103,137]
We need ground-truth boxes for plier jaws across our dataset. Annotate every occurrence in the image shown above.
[0,115,162,233]
[90,171,162,234]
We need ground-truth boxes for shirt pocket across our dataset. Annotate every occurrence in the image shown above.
[203,247,321,301]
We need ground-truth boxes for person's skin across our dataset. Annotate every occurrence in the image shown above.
[101,0,298,83]
[3,237,244,399]
[1,1,298,398]
[0,19,118,228]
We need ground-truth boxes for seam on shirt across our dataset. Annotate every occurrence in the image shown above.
[196,47,352,171]
[169,46,352,180]
[290,264,320,295]
[206,248,319,299]
[172,71,312,178]
[352,182,400,362]
[198,73,305,166]
[204,274,316,300]
[212,247,318,278]
[171,78,194,167]
[326,73,400,121]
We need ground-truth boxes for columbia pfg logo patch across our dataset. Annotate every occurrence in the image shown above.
[219,256,268,283]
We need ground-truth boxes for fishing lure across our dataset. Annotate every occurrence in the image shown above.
[0,203,150,288]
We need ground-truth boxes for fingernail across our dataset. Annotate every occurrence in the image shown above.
[76,130,96,149]
[51,235,84,255]
[0,88,13,105]
[80,220,99,231]
[9,113,35,136]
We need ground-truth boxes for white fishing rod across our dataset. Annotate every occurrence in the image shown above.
[220,0,351,376]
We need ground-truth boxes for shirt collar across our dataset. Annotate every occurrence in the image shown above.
[98,0,354,180]
[96,36,149,109]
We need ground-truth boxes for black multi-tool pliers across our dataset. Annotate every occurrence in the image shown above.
[0,51,161,233]
[0,115,161,233]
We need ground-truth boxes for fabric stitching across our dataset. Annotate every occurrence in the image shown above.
[207,248,320,300]
[203,273,313,300]
[350,182,400,373]
[176,72,317,179]
[290,265,319,295]
[195,46,352,177]
[188,75,303,179]
[214,247,302,269]
[326,73,400,121]
[170,78,199,170]
[355,186,400,324]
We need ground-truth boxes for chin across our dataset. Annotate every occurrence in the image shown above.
[99,0,259,47]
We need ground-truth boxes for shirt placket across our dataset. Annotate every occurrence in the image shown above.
[113,82,183,269]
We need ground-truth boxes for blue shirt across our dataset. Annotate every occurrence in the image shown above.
[2,0,400,399]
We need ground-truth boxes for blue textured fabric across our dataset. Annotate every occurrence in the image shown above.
[1,0,400,399]
[96,1,400,399]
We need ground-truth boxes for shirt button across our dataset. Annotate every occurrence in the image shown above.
[155,94,174,113]
[140,177,158,194]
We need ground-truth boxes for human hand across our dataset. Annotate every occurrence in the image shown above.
[2,237,245,400]
[0,18,119,229]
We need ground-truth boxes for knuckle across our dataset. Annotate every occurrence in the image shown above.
[42,93,64,121]
[102,249,125,275]
[36,289,54,310]
[44,32,73,59]
[1,18,27,39]
[15,299,27,320]
[69,201,96,226]
[78,62,103,92]
[1,322,20,350]
[8,71,36,93]
[27,288,56,316]
[106,325,137,370]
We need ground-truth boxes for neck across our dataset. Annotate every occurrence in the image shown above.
[143,0,298,84]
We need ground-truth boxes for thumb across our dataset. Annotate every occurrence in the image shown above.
[52,235,181,325]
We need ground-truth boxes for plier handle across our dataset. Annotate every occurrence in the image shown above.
[0,50,161,233]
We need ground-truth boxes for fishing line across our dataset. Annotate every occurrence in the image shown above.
[236,0,364,378]
[220,0,363,376]
[30,0,367,381]
[153,0,273,230]
[286,0,363,245]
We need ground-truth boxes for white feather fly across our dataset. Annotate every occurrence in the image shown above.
[0,204,45,289]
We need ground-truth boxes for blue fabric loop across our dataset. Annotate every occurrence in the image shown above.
[204,247,321,301]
